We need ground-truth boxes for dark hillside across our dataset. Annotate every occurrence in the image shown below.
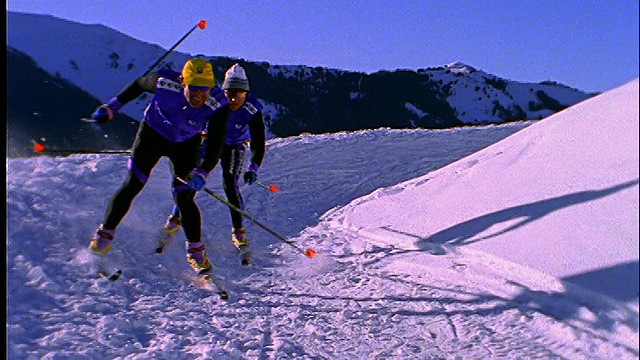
[7,46,139,157]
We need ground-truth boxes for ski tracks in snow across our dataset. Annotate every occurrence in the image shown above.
[7,203,638,359]
[223,224,638,359]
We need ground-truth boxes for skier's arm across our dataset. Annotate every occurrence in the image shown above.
[113,72,159,104]
[91,73,159,123]
[199,106,232,173]
[248,111,266,167]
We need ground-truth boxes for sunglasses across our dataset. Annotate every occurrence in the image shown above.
[188,85,211,92]
[224,89,247,98]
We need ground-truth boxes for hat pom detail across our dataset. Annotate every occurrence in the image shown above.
[222,63,250,91]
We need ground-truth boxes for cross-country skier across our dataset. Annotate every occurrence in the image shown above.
[162,63,266,250]
[87,57,230,273]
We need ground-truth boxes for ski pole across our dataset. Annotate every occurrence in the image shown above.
[36,149,131,155]
[32,142,131,154]
[142,20,207,77]
[80,20,207,124]
[177,178,316,258]
[255,181,278,193]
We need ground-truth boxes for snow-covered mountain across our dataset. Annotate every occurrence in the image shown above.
[7,47,140,158]
[6,77,637,358]
[7,11,595,137]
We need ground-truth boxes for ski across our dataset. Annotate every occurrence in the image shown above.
[240,247,251,266]
[198,270,229,300]
[234,243,252,266]
[155,231,175,254]
[87,249,122,281]
[98,268,122,281]
[151,263,228,301]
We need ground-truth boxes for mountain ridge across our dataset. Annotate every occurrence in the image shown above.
[7,10,595,139]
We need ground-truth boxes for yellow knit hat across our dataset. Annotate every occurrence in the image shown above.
[181,58,215,87]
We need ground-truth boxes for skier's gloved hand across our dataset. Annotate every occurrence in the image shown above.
[243,163,259,185]
[186,168,208,191]
[91,106,112,124]
[244,170,257,185]
[91,97,124,124]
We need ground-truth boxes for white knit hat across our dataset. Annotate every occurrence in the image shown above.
[223,63,250,91]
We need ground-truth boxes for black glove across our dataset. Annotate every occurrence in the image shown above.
[186,168,208,191]
[243,170,257,185]
[244,163,259,185]
[91,97,123,124]
[91,106,112,124]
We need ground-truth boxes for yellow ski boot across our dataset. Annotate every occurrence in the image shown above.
[185,241,212,273]
[88,225,114,255]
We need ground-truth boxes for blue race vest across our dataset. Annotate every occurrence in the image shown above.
[144,69,227,143]
[224,93,263,145]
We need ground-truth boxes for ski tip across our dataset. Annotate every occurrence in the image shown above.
[241,258,250,266]
[155,247,165,253]
[99,269,122,281]
[109,270,123,281]
[219,291,229,300]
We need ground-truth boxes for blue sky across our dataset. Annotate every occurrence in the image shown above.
[6,0,639,93]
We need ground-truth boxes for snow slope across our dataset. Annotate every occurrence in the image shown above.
[6,80,638,358]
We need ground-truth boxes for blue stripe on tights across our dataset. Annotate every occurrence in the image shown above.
[127,159,148,184]
[172,183,191,195]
